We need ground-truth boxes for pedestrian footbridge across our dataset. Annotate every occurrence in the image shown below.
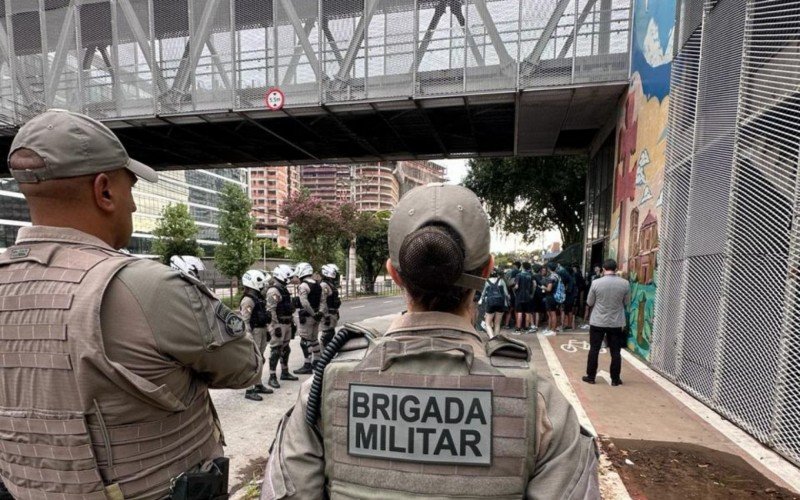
[0,0,631,170]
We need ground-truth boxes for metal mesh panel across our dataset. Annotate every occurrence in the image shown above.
[463,0,517,93]
[113,0,156,117]
[664,28,701,175]
[191,0,234,111]
[233,0,273,108]
[415,0,466,96]
[650,257,684,377]
[519,0,576,87]
[78,2,114,118]
[572,0,630,84]
[322,0,366,102]
[273,0,320,105]
[366,1,415,99]
[43,2,82,110]
[676,0,705,50]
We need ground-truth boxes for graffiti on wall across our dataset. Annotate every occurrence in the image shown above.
[609,0,674,359]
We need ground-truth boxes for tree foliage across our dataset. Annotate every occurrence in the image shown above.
[463,156,587,246]
[152,203,203,264]
[356,210,391,292]
[254,238,291,260]
[215,184,257,282]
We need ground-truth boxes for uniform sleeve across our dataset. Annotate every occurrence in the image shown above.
[240,296,254,335]
[261,380,325,499]
[266,289,280,327]
[320,283,330,315]
[298,283,315,315]
[526,379,600,500]
[116,260,263,390]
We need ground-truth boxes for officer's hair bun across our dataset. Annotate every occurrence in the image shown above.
[399,224,465,291]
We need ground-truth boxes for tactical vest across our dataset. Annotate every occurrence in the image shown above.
[0,241,220,499]
[305,279,322,310]
[320,331,537,499]
[324,281,341,311]
[273,283,293,319]
[245,290,269,328]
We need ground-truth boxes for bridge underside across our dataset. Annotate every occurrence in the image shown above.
[0,82,625,173]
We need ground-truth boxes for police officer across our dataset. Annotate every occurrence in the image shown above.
[241,269,273,400]
[261,184,599,499]
[293,262,323,374]
[0,110,263,499]
[319,263,341,348]
[265,264,299,388]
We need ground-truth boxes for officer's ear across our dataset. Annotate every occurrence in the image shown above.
[481,256,495,278]
[92,173,115,214]
[386,259,405,288]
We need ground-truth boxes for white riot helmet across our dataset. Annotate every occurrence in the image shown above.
[293,262,314,279]
[272,264,294,284]
[169,255,204,278]
[242,269,268,292]
[321,264,338,279]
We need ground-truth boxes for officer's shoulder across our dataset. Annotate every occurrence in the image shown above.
[485,334,531,369]
[115,258,212,300]
[328,323,377,363]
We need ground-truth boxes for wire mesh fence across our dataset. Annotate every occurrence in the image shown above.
[653,0,800,468]
[0,0,631,127]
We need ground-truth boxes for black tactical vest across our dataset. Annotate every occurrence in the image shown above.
[325,280,341,310]
[275,282,293,317]
[245,289,269,328]
[305,279,322,310]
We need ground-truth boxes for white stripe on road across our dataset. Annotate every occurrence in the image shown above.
[621,350,800,493]
[382,300,395,304]
[351,305,365,309]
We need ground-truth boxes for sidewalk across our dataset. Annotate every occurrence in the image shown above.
[522,329,800,499]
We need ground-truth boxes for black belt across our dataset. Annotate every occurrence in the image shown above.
[278,316,293,324]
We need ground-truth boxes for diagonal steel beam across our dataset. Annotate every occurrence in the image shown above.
[450,1,484,67]
[558,0,599,59]
[172,0,224,97]
[522,0,572,70]
[321,104,384,159]
[46,2,76,107]
[412,0,447,74]
[117,0,167,95]
[333,0,381,89]
[321,19,344,68]
[282,20,315,86]
[468,0,513,68]
[0,16,36,110]
[237,112,321,161]
[205,39,232,90]
[277,0,321,80]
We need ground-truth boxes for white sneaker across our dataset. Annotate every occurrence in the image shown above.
[542,330,556,337]
[480,321,487,331]
[527,326,538,333]
[580,324,591,330]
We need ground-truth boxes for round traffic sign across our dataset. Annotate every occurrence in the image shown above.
[265,88,285,111]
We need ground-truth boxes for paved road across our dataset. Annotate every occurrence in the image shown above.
[212,294,405,493]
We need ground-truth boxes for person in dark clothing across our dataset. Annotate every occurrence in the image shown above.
[532,263,545,332]
[514,262,536,333]
[572,263,587,322]
[556,264,575,331]
[503,261,521,328]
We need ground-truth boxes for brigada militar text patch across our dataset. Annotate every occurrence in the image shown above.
[348,384,492,466]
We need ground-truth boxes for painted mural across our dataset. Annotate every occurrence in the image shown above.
[609,0,674,359]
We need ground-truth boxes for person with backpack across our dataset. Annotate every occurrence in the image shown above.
[514,262,536,334]
[557,263,576,331]
[479,267,510,337]
[541,262,562,336]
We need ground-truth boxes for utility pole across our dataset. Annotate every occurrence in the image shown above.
[347,165,357,297]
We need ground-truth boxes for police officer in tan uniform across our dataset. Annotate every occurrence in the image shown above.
[265,264,299,389]
[241,269,273,400]
[292,262,323,375]
[0,109,263,500]
[319,263,341,348]
[261,184,599,499]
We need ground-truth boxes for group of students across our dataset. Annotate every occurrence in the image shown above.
[480,260,602,337]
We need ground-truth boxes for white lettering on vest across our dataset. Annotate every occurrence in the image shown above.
[348,384,492,465]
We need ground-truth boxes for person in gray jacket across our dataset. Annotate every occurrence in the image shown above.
[583,259,630,386]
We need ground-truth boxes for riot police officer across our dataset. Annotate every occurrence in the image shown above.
[293,262,323,375]
[261,184,599,499]
[319,263,341,348]
[241,270,273,400]
[265,265,299,388]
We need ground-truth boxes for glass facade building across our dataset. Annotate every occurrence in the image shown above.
[0,169,248,257]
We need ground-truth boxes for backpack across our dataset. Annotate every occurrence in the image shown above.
[553,275,566,304]
[515,271,533,303]
[484,279,506,312]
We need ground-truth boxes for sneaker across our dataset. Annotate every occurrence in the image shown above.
[514,328,522,334]
[244,390,263,401]
[527,326,538,334]
[480,321,488,331]
[582,376,596,385]
[555,326,564,333]
[255,383,274,394]
[542,329,556,337]
[580,324,591,330]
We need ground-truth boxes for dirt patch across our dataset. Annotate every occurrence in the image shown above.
[229,457,267,498]
[601,437,798,499]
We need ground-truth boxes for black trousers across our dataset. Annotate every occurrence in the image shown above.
[586,326,624,381]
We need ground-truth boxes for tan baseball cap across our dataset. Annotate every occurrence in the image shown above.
[8,109,158,184]
[389,183,490,290]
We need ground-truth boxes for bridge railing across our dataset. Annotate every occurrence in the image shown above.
[0,0,631,128]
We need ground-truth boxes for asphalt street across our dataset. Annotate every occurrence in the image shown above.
[211,294,405,494]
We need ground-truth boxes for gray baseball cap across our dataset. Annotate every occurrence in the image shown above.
[8,109,158,184]
[389,183,490,290]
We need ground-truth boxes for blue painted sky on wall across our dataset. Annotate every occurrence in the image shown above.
[631,0,676,100]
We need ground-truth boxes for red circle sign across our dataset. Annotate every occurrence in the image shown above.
[265,88,285,111]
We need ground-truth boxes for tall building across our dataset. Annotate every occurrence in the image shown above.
[0,169,248,256]
[299,165,351,203]
[395,161,447,195]
[250,166,299,247]
[353,164,400,212]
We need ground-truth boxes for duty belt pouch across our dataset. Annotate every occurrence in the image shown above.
[170,457,229,500]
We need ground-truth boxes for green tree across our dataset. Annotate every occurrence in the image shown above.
[152,203,203,264]
[463,156,587,246]
[215,184,257,287]
[253,238,291,260]
[282,190,353,269]
[356,210,391,292]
